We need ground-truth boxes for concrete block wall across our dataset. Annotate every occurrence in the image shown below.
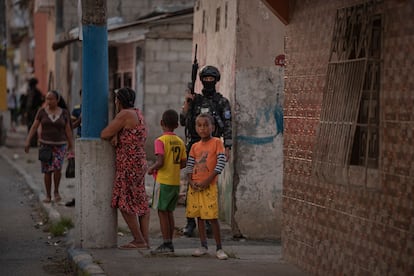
[283,0,414,275]
[144,38,192,159]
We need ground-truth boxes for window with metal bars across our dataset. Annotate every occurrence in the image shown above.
[313,1,381,185]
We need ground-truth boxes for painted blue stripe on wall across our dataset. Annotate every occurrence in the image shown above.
[236,104,284,145]
[81,24,109,138]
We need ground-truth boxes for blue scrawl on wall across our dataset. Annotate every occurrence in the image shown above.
[237,103,284,145]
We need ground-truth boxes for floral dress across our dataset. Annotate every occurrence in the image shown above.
[111,109,149,216]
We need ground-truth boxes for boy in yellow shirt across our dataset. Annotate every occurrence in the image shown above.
[148,109,187,254]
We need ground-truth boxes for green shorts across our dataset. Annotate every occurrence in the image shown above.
[152,182,179,211]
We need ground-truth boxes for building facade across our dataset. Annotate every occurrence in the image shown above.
[283,0,413,274]
[107,9,194,155]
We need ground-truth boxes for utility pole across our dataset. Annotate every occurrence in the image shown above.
[81,0,108,137]
[76,0,117,249]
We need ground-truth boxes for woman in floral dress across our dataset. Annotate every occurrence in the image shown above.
[101,87,150,249]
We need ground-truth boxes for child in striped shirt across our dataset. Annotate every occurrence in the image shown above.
[185,113,228,260]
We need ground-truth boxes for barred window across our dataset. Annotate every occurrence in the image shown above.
[313,1,381,186]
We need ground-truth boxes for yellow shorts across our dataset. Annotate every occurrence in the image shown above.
[186,183,218,219]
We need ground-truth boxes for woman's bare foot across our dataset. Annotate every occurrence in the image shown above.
[54,193,62,202]
[43,197,52,203]
[118,241,149,250]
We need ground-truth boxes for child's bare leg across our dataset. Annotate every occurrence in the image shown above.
[158,210,170,241]
[197,218,207,246]
[209,219,223,249]
[167,211,175,240]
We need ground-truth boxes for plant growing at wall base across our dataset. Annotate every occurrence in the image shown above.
[48,217,74,237]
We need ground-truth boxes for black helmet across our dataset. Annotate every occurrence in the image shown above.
[29,77,38,87]
[199,65,220,82]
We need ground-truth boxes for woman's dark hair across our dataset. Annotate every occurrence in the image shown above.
[50,90,68,109]
[116,87,135,108]
[162,109,179,129]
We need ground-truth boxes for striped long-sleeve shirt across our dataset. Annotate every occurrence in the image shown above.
[186,137,226,184]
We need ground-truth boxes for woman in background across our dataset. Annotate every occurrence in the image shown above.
[25,90,73,203]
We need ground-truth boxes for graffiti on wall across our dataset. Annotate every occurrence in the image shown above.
[236,66,284,145]
[237,101,283,145]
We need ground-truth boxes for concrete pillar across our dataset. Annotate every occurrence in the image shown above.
[75,139,117,248]
[75,0,116,248]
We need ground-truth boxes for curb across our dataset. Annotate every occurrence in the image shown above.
[67,248,106,276]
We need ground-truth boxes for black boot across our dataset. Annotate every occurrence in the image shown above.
[183,217,196,237]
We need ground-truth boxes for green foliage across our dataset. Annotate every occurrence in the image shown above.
[49,217,74,237]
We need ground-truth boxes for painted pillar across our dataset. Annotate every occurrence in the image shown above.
[75,0,117,248]
[81,0,108,137]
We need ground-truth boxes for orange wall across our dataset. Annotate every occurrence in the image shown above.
[33,12,48,95]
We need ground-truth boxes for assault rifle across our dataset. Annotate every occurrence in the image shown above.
[187,44,198,97]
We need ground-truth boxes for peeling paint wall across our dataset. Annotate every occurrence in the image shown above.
[232,1,285,239]
[235,67,284,239]
[192,0,238,225]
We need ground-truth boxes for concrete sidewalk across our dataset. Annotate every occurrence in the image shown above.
[0,133,307,276]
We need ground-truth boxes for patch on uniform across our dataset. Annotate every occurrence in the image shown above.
[224,110,231,119]
[201,107,210,114]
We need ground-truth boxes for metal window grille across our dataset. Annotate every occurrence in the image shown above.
[313,1,381,185]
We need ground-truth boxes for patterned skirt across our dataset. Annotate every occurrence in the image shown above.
[40,144,66,173]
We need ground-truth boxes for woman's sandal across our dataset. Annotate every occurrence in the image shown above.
[54,193,62,202]
[118,242,149,250]
[43,197,52,203]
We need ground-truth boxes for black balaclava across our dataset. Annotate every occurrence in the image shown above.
[201,78,217,97]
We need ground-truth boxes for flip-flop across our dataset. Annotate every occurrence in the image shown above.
[54,194,62,202]
[43,198,52,203]
[118,242,149,250]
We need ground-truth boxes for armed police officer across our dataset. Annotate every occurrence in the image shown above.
[180,65,232,237]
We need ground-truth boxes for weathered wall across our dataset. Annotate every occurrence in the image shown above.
[234,67,284,239]
[193,0,285,238]
[233,0,285,239]
[193,0,238,225]
[33,11,50,94]
[283,0,414,274]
